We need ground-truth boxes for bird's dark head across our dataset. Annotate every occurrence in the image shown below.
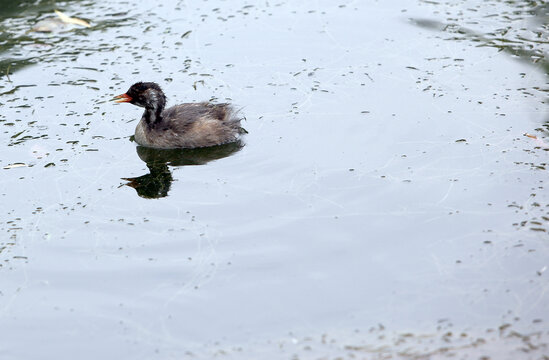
[114,82,166,110]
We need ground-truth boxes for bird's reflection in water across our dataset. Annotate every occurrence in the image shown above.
[122,141,243,199]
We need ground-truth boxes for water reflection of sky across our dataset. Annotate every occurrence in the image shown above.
[0,0,548,358]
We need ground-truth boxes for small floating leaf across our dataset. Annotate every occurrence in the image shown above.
[11,130,26,139]
[3,163,27,169]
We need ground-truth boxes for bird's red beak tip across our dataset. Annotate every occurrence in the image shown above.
[113,93,132,103]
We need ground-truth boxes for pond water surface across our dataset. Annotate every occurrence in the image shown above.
[1,0,548,359]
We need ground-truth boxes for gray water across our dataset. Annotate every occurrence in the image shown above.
[1,0,548,359]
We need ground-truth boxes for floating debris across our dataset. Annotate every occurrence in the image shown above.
[524,133,549,148]
[3,163,27,169]
[31,10,90,33]
[54,10,90,27]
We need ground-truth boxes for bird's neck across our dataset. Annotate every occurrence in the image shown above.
[141,89,166,126]
[143,102,165,126]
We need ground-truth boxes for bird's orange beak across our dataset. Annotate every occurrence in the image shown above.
[113,93,132,103]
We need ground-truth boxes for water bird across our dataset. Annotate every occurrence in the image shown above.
[114,82,245,149]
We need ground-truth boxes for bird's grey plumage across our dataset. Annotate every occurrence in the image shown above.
[135,102,243,149]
